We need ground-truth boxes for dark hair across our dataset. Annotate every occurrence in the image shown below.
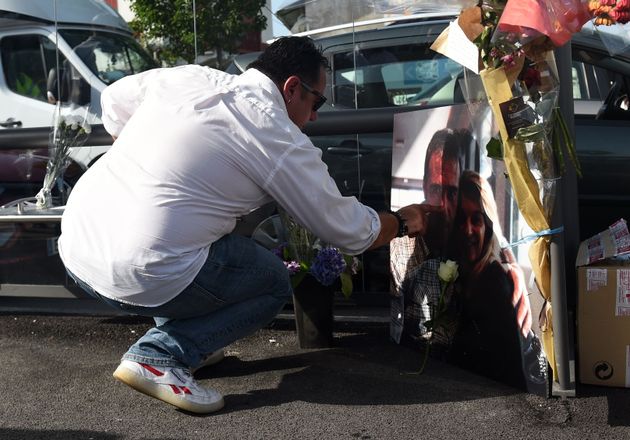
[248,36,329,86]
[423,128,469,182]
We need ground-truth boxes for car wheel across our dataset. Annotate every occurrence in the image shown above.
[251,214,286,250]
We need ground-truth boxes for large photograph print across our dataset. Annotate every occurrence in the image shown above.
[389,104,549,395]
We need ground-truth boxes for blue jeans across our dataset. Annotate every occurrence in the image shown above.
[69,234,292,369]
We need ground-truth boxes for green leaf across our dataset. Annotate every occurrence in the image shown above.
[515,124,546,142]
[486,137,503,160]
[340,272,353,299]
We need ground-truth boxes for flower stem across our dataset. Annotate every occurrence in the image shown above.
[418,340,431,374]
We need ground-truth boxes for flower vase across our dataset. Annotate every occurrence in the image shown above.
[292,275,334,349]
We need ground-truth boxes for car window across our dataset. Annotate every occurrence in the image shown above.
[572,60,610,101]
[571,53,630,118]
[330,43,464,109]
[59,29,157,85]
[0,34,65,102]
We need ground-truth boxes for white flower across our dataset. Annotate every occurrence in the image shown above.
[438,259,459,284]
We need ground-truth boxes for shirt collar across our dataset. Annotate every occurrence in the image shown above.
[239,68,286,111]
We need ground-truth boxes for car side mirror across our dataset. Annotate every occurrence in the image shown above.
[596,79,630,121]
[46,65,91,106]
[46,67,63,104]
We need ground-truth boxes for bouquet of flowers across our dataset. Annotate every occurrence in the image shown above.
[273,210,360,298]
[35,105,91,209]
[438,0,609,381]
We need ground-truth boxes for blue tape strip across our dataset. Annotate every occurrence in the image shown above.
[505,226,564,248]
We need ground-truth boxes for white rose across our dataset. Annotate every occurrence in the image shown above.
[438,259,459,284]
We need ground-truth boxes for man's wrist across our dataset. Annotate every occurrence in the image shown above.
[388,210,408,238]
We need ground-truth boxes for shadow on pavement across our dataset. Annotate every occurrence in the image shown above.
[577,384,630,427]
[195,324,520,416]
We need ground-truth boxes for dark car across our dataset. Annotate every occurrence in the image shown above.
[228,17,630,301]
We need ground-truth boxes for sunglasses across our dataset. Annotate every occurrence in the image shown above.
[300,79,327,112]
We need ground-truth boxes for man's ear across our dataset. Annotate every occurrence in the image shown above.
[282,75,301,103]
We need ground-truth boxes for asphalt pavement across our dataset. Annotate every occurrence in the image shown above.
[1,312,630,439]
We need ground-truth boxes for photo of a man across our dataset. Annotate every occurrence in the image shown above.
[389,105,548,395]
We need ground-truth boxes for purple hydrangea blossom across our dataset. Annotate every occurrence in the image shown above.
[309,247,346,286]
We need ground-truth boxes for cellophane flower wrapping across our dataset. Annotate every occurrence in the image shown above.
[496,0,591,47]
[514,53,561,220]
[36,104,91,209]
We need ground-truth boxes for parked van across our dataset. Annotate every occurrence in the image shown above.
[0,1,157,287]
[0,0,157,167]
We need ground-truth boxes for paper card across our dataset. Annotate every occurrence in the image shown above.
[616,269,630,316]
[609,219,630,255]
[499,97,536,139]
[587,268,608,292]
[587,234,604,264]
[430,20,479,74]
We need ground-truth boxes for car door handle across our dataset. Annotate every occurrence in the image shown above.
[0,118,22,128]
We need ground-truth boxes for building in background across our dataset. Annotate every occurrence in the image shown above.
[275,0,465,35]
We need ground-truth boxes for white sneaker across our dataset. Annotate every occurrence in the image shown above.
[191,349,225,373]
[113,360,224,414]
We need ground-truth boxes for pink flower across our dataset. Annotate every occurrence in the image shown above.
[501,54,515,67]
[522,67,542,89]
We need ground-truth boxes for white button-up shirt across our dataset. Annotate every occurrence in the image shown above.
[59,66,380,306]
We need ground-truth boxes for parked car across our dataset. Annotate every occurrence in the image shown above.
[227,15,630,301]
[0,0,157,168]
[0,0,157,289]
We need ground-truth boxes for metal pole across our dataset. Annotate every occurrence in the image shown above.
[551,42,579,397]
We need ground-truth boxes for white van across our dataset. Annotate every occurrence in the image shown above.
[0,0,156,166]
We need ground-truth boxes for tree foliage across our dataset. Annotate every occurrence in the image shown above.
[130,0,267,66]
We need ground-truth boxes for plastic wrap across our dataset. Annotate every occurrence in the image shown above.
[496,0,591,47]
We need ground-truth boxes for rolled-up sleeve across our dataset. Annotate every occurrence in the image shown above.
[100,68,165,138]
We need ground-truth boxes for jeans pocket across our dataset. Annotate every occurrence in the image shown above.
[177,281,227,312]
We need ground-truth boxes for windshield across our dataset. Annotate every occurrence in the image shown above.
[59,29,157,85]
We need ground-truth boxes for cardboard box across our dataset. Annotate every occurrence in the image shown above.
[577,219,630,387]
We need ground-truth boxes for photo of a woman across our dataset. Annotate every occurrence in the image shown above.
[448,170,546,393]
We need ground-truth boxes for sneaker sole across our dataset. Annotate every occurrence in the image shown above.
[113,364,225,414]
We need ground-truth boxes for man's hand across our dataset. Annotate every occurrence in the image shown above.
[397,203,444,238]
[368,204,444,250]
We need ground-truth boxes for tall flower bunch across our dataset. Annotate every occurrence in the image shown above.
[446,0,597,381]
[464,0,582,183]
[274,210,360,298]
[36,105,91,209]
